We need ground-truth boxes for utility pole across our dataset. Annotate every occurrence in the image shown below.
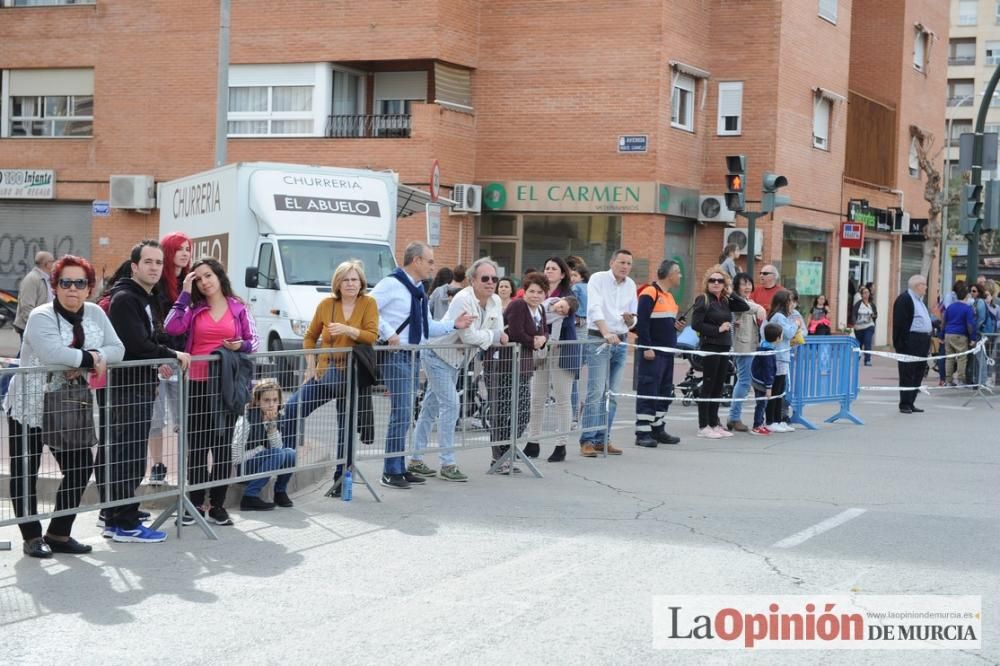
[214,0,231,168]
[967,63,1000,283]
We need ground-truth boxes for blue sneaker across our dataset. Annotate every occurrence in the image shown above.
[111,525,167,543]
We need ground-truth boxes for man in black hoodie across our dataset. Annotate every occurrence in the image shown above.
[105,240,190,543]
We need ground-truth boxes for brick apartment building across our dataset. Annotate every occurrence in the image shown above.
[0,0,946,345]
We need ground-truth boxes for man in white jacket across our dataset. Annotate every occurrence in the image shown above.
[409,257,508,481]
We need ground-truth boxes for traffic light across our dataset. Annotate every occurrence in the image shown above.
[761,172,790,213]
[984,180,1000,231]
[725,155,746,211]
[961,183,984,235]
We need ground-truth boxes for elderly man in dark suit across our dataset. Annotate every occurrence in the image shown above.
[891,274,932,413]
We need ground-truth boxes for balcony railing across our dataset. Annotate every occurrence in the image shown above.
[949,56,976,65]
[325,114,412,138]
[948,95,975,106]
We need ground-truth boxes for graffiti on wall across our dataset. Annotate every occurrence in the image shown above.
[0,233,77,292]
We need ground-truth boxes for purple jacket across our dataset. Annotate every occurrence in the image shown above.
[164,291,260,354]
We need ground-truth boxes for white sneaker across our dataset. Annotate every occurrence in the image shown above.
[713,425,734,438]
[697,427,723,439]
[774,423,793,433]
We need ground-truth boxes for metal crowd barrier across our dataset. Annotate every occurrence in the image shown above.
[787,336,863,430]
[1,340,609,543]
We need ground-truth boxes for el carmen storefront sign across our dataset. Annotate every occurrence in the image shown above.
[482,181,700,217]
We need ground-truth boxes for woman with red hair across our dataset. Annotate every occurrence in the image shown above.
[145,231,192,485]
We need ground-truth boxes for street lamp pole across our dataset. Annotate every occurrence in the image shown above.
[943,94,974,291]
[968,65,1000,284]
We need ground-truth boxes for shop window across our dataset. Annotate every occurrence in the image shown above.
[818,0,837,24]
[671,73,696,132]
[781,227,830,310]
[717,81,743,136]
[520,215,622,272]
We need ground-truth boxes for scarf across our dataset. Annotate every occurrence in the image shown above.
[389,267,429,344]
[53,298,85,349]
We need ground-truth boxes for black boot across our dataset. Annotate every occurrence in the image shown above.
[523,442,540,458]
[547,445,566,462]
[652,428,681,445]
[635,433,658,448]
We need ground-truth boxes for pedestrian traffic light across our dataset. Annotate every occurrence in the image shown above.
[761,172,790,213]
[725,155,746,212]
[961,183,984,235]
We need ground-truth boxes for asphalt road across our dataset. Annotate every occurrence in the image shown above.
[0,327,997,664]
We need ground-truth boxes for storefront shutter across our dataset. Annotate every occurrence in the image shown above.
[0,202,92,292]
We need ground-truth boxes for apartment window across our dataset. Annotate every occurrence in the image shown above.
[913,26,930,72]
[5,68,94,137]
[986,41,1000,65]
[948,79,975,106]
[949,38,977,65]
[959,0,978,25]
[671,73,696,131]
[950,120,973,141]
[433,63,472,110]
[908,137,921,178]
[813,97,832,149]
[818,0,837,24]
[716,82,743,135]
[228,85,312,136]
[11,0,95,5]
[996,1,1000,24]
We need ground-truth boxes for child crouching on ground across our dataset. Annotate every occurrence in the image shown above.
[231,379,297,510]
[750,324,782,436]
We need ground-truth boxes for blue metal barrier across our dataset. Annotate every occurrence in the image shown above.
[787,336,863,430]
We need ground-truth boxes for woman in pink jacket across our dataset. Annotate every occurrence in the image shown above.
[165,258,259,526]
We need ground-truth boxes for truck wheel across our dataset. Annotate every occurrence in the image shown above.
[269,337,296,390]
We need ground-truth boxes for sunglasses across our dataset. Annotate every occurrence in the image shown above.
[760,271,774,276]
[58,278,88,290]
[707,277,726,284]
[479,275,499,284]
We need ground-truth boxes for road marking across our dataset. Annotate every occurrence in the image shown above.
[771,508,867,549]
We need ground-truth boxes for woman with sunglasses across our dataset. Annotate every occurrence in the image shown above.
[691,266,750,439]
[5,255,125,558]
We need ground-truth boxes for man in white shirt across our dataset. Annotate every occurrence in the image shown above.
[13,251,54,340]
[409,257,508,482]
[370,242,473,489]
[579,249,638,457]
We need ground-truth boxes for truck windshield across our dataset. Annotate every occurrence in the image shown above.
[277,239,396,287]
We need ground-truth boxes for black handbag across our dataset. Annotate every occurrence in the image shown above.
[42,374,97,451]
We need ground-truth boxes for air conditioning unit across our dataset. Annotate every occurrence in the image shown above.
[698,195,736,223]
[110,175,155,210]
[723,228,764,258]
[451,184,482,214]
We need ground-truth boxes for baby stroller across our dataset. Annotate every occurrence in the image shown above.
[675,326,736,407]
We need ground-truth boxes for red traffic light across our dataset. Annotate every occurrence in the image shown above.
[726,174,744,192]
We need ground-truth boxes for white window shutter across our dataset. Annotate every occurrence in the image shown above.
[914,29,926,70]
[717,82,743,135]
[819,0,837,23]
[813,97,831,148]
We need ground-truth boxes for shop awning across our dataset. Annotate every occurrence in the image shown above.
[397,183,456,218]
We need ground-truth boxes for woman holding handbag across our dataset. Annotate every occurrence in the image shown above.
[280,260,378,493]
[4,255,124,558]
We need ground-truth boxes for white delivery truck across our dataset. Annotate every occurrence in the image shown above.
[158,162,399,384]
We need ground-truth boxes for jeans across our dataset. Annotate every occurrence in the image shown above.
[382,350,419,475]
[413,350,460,467]
[108,384,157,529]
[579,340,626,445]
[728,355,753,423]
[242,448,297,497]
[281,366,347,450]
[855,326,875,365]
[752,388,768,428]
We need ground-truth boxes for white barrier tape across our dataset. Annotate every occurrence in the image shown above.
[613,341,783,358]
[609,391,787,404]
[858,338,993,365]
[857,383,986,394]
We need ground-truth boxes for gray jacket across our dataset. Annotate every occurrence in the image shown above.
[13,266,50,330]
[4,302,125,427]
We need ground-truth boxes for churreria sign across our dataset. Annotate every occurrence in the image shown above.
[652,595,981,650]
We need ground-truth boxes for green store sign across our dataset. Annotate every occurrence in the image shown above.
[482,180,699,217]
